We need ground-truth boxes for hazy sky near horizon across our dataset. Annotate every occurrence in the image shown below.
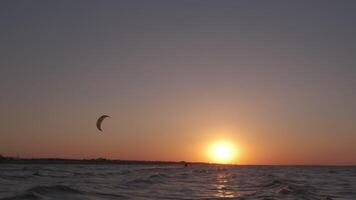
[0,1,355,164]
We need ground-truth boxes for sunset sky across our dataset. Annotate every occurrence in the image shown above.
[0,1,355,165]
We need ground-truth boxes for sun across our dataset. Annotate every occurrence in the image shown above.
[209,141,237,164]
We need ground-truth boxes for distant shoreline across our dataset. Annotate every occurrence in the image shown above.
[0,156,355,166]
[0,156,199,165]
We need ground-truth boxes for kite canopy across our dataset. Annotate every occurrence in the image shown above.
[96,115,110,132]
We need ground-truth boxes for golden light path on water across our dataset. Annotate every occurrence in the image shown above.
[215,172,235,198]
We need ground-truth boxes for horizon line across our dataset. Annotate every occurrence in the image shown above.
[1,155,355,167]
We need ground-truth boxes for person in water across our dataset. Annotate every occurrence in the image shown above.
[180,161,189,167]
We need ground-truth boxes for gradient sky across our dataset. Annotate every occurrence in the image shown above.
[1,1,355,165]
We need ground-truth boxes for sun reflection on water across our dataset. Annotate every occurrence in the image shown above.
[214,172,235,198]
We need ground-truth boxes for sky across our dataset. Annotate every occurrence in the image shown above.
[0,1,355,165]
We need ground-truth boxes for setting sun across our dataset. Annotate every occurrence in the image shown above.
[209,141,237,164]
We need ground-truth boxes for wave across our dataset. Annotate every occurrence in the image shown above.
[0,193,39,200]
[0,174,33,181]
[149,173,169,179]
[93,192,128,199]
[126,178,155,186]
[1,165,354,199]
[274,182,321,199]
[28,185,82,195]
[0,185,131,200]
[0,185,83,200]
[259,179,284,188]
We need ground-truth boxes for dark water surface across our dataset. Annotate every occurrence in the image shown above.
[0,164,355,199]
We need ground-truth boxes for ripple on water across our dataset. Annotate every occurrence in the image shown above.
[0,165,355,199]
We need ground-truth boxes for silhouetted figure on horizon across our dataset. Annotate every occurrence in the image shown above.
[180,161,189,167]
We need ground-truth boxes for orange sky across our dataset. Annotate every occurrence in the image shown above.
[1,1,356,165]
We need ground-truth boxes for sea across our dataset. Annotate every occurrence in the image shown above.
[0,164,355,200]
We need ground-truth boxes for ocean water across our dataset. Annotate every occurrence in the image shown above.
[0,164,355,200]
